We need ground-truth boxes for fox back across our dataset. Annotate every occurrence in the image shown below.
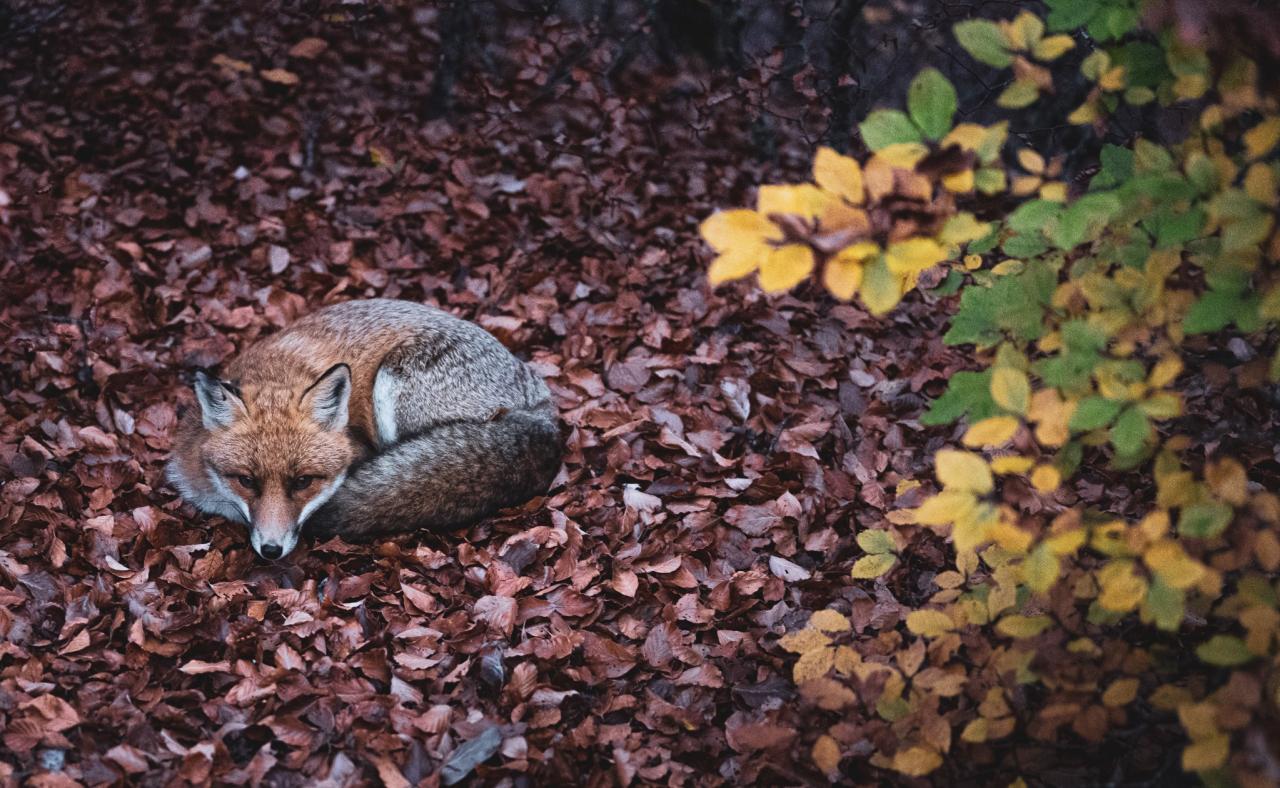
[168,299,560,558]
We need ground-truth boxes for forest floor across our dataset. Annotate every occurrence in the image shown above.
[1,2,1272,786]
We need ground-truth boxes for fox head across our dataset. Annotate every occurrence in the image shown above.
[189,363,356,560]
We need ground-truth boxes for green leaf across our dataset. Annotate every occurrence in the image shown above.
[1088,5,1139,41]
[1133,138,1174,173]
[1178,502,1233,539]
[1069,397,1123,431]
[1110,406,1151,458]
[1051,192,1121,250]
[1195,635,1254,667]
[1144,577,1184,631]
[1091,144,1134,189]
[921,370,999,426]
[1045,0,1099,31]
[1034,321,1106,393]
[908,68,957,140]
[1146,206,1207,249]
[1007,200,1061,236]
[1110,41,1170,88]
[857,529,897,555]
[954,19,1013,68]
[945,260,1057,346]
[1184,290,1249,334]
[858,110,922,151]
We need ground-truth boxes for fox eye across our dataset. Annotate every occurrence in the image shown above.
[233,475,259,493]
[290,476,317,493]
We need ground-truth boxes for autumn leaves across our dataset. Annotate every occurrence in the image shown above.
[701,67,999,316]
[700,0,1280,780]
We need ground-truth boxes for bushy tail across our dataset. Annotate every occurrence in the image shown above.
[306,407,561,539]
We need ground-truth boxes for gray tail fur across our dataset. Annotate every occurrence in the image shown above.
[305,407,561,539]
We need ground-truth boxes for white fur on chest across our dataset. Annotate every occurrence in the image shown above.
[372,367,401,446]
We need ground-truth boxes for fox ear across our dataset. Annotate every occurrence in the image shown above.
[301,363,350,431]
[194,371,247,429]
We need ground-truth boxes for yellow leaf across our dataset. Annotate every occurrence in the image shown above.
[1021,544,1059,593]
[758,244,814,293]
[700,209,782,252]
[1016,148,1045,175]
[809,609,851,633]
[873,143,929,170]
[963,253,983,270]
[1178,702,1220,739]
[1033,34,1075,61]
[1102,677,1139,707]
[1182,734,1229,772]
[940,212,991,245]
[1002,11,1044,51]
[1244,117,1280,160]
[1039,181,1067,202]
[1098,561,1148,613]
[935,449,994,493]
[858,257,903,315]
[1143,540,1205,589]
[757,184,829,220]
[813,147,864,205]
[812,735,842,774]
[1099,65,1126,92]
[260,68,301,85]
[1245,163,1279,206]
[863,156,896,202]
[905,609,955,638]
[963,416,1019,447]
[991,455,1035,475]
[1046,528,1086,555]
[1030,465,1061,493]
[822,242,877,300]
[793,645,835,682]
[961,717,989,743]
[779,627,832,654]
[942,169,975,193]
[1011,174,1041,196]
[1175,72,1208,100]
[1205,458,1247,506]
[1068,101,1098,125]
[991,367,1031,415]
[1148,355,1183,388]
[992,519,1033,554]
[708,245,766,285]
[1139,510,1170,540]
[891,746,943,777]
[850,553,897,579]
[885,238,947,275]
[915,490,978,525]
[995,614,1052,638]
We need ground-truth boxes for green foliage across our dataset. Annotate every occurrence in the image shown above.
[944,260,1057,346]
[907,68,957,141]
[703,3,1280,780]
[953,19,1012,68]
[858,109,921,150]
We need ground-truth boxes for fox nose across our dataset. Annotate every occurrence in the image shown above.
[259,543,283,560]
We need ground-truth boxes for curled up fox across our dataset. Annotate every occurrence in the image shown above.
[167,299,562,559]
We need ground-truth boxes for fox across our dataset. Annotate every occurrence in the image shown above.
[166,298,562,559]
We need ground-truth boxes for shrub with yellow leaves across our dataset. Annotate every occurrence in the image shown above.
[705,1,1280,783]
